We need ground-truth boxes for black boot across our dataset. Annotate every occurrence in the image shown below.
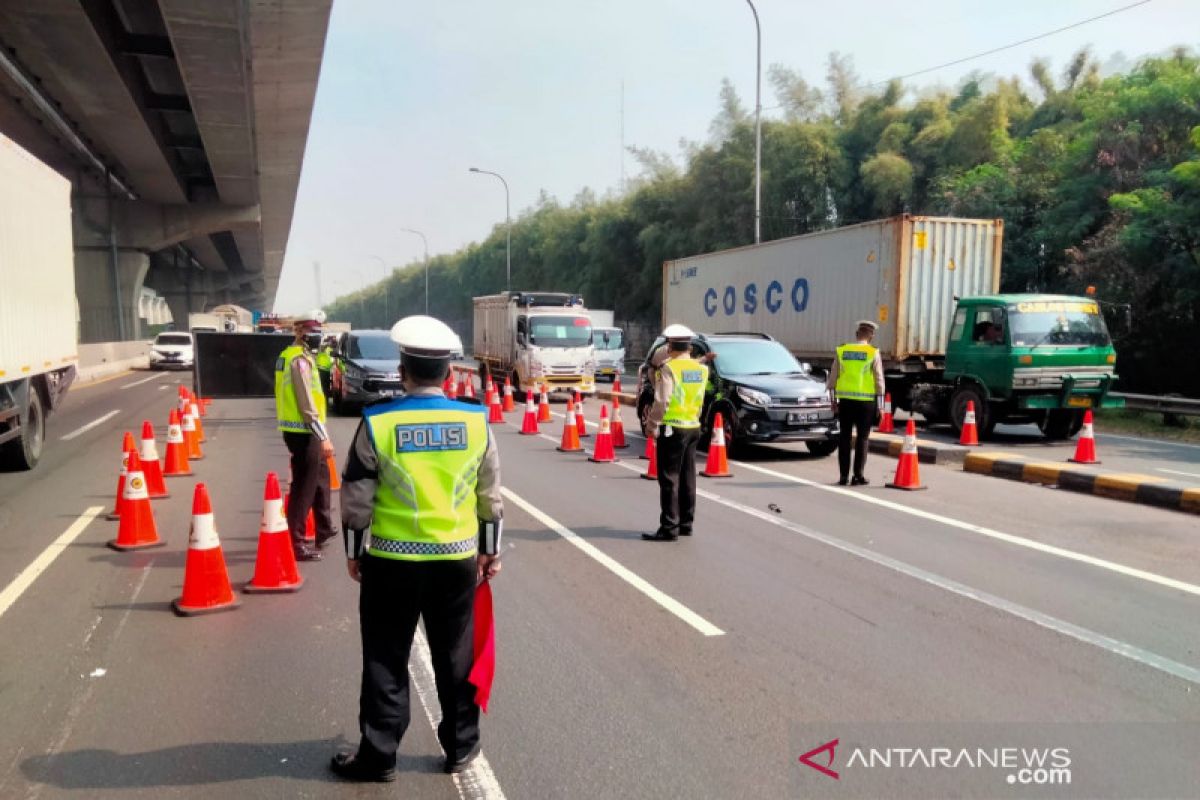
[329,752,396,782]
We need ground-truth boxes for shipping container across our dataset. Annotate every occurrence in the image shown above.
[661,215,1003,363]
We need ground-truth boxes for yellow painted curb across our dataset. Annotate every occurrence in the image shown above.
[1022,462,1066,485]
[963,452,1021,475]
[1182,488,1200,515]
[1093,473,1165,501]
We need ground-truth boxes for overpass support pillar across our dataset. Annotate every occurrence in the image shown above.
[73,250,150,344]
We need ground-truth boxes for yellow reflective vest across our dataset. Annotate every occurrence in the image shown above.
[661,357,707,429]
[834,343,879,401]
[275,345,326,432]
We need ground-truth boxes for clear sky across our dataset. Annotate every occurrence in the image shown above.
[273,0,1199,313]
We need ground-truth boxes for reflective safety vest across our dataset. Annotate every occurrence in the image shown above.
[364,396,488,561]
[315,348,332,371]
[835,343,879,401]
[661,357,707,429]
[275,345,326,433]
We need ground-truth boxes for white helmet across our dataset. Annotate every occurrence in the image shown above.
[661,323,694,340]
[296,308,326,331]
[390,315,463,355]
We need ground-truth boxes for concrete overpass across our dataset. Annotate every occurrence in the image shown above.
[0,0,332,341]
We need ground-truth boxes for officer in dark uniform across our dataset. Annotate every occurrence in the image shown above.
[331,314,503,783]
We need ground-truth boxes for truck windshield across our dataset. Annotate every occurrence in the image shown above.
[350,335,398,360]
[595,329,623,350]
[707,339,802,375]
[155,334,191,346]
[530,316,592,347]
[1007,302,1111,347]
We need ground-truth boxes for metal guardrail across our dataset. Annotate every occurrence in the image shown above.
[1111,392,1200,417]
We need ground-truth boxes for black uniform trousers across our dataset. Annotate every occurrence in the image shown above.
[282,431,335,548]
[656,427,701,537]
[357,554,480,768]
[837,399,878,480]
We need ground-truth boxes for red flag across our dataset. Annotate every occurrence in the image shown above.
[468,580,496,713]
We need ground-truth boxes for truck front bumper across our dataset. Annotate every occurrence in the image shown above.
[1015,373,1123,410]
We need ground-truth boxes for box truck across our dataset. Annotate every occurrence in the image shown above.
[587,309,625,382]
[0,133,77,469]
[473,292,596,397]
[662,215,1122,439]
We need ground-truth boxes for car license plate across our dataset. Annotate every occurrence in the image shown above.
[1067,396,1092,408]
[787,411,820,424]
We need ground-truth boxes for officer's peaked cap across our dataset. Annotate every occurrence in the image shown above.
[390,315,462,356]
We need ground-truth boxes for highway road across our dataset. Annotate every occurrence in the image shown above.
[2,370,1200,799]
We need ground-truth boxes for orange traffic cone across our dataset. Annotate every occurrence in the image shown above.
[519,395,540,435]
[557,400,583,452]
[959,400,980,446]
[189,396,206,443]
[173,483,240,616]
[1069,410,1100,464]
[575,392,589,437]
[447,372,459,400]
[327,454,342,490]
[108,451,164,550]
[283,491,317,542]
[106,432,137,520]
[640,434,653,460]
[537,385,552,423]
[139,420,169,499]
[641,434,659,480]
[701,412,732,478]
[877,393,895,433]
[611,396,628,448]
[613,376,622,395]
[501,376,516,412]
[463,373,475,399]
[162,409,192,476]
[182,409,203,460]
[589,405,618,463]
[488,389,505,424]
[246,472,304,594]
[887,419,926,491]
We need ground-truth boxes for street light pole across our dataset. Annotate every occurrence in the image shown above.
[469,167,511,291]
[398,228,430,315]
[745,0,762,244]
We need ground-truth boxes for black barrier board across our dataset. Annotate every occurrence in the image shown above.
[194,331,292,398]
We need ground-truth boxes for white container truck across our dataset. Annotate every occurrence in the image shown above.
[0,133,77,469]
[587,309,625,382]
[473,291,596,397]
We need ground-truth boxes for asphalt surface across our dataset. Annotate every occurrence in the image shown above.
[2,369,1199,799]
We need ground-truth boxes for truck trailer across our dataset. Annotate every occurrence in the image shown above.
[662,215,1122,439]
[473,292,596,397]
[0,133,77,469]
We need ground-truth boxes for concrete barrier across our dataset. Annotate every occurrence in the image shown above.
[76,341,150,384]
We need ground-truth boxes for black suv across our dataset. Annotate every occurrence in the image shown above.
[635,333,838,456]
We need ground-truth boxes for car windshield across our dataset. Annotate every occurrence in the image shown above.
[707,339,802,375]
[155,334,191,346]
[595,329,623,350]
[530,315,592,347]
[350,335,398,360]
[1008,301,1111,347]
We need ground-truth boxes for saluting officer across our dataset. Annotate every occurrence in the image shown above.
[332,315,503,783]
[275,309,337,561]
[827,320,886,486]
[643,323,708,542]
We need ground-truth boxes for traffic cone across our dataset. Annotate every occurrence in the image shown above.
[463,373,475,399]
[327,454,341,491]
[197,394,208,417]
[575,392,589,437]
[246,472,304,594]
[537,385,552,423]
[488,388,505,424]
[519,395,540,435]
[139,420,169,499]
[557,400,583,452]
[611,396,628,449]
[959,400,980,446]
[502,377,515,412]
[162,409,192,476]
[701,412,732,478]
[878,393,895,433]
[447,372,459,400]
[887,419,926,491]
[613,376,622,395]
[640,435,653,460]
[189,397,206,443]
[173,483,240,616]
[588,405,617,463]
[1069,410,1101,464]
[182,409,203,460]
[108,451,164,550]
[106,432,137,520]
[283,491,317,542]
[641,434,659,480]
[443,374,453,395]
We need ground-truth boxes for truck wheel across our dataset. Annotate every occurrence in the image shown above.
[511,371,527,403]
[1,387,44,470]
[805,440,837,458]
[1040,409,1083,440]
[950,385,990,438]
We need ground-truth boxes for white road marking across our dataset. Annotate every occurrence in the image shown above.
[411,627,506,800]
[501,487,724,637]
[59,410,120,441]
[1156,468,1200,480]
[0,507,104,621]
[1097,431,1200,451]
[120,373,165,389]
[157,385,169,391]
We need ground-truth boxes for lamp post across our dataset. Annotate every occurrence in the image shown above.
[398,228,430,314]
[745,0,762,244]
[468,166,511,291]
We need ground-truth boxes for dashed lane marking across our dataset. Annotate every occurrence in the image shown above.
[121,373,165,389]
[59,410,120,441]
[1157,468,1200,480]
[0,507,104,621]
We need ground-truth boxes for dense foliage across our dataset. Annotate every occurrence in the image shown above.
[328,50,1200,394]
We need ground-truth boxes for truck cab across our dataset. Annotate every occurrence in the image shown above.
[940,294,1122,438]
[514,309,596,395]
[592,327,625,382]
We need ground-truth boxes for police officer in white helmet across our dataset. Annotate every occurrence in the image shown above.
[332,315,503,783]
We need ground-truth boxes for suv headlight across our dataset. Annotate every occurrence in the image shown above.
[736,386,771,407]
